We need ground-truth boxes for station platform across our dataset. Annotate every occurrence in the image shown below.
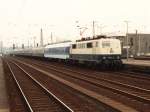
[0,58,9,112]
[123,59,150,67]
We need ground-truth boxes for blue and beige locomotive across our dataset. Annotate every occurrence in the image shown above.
[10,36,122,69]
[70,36,122,68]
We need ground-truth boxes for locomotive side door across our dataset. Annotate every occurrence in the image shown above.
[92,42,97,60]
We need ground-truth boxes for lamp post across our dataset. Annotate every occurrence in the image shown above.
[47,24,54,44]
[138,34,141,56]
[92,21,95,38]
[124,21,129,61]
[33,36,36,47]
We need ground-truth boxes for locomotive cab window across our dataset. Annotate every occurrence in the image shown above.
[72,44,76,49]
[87,42,92,48]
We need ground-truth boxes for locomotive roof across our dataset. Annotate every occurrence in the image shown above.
[76,35,108,42]
[45,40,71,46]
[45,40,72,48]
[75,36,119,43]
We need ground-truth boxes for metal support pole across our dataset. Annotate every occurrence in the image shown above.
[93,21,95,38]
[138,35,141,56]
[124,21,129,61]
[40,28,43,47]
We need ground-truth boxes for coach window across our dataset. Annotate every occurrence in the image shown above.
[87,42,92,48]
[79,44,81,48]
[72,44,76,49]
[78,44,80,48]
[66,47,69,53]
[83,43,85,48]
[82,44,84,48]
[84,43,86,48]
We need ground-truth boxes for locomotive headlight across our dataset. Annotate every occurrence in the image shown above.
[117,56,120,59]
[103,56,106,59]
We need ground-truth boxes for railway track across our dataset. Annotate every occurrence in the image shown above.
[16,57,150,90]
[4,58,119,112]
[19,57,150,80]
[7,57,139,112]
[5,60,73,112]
[3,60,29,112]
[112,71,150,81]
[28,57,150,90]
[10,57,150,112]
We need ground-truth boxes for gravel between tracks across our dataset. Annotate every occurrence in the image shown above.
[14,57,150,112]
[10,57,139,111]
[7,58,118,112]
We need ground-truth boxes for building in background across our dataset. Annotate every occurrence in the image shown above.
[0,41,3,56]
[115,33,150,58]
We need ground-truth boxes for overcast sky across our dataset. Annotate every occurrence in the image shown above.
[0,0,150,47]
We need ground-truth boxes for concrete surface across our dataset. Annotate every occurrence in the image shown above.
[123,59,150,67]
[0,58,9,112]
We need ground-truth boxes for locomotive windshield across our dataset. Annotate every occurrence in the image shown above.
[87,43,92,48]
[72,44,76,49]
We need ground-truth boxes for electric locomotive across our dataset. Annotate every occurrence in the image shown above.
[70,36,122,68]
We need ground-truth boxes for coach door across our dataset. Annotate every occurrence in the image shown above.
[93,42,98,54]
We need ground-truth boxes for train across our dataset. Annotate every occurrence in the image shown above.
[10,36,123,69]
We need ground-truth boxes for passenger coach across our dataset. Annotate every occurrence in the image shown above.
[44,41,72,59]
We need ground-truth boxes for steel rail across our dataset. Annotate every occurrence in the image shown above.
[6,61,34,112]
[41,64,150,103]
[9,60,74,112]
[36,62,150,93]
[15,58,150,103]
[18,59,150,97]
[11,58,138,112]
[113,71,150,81]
